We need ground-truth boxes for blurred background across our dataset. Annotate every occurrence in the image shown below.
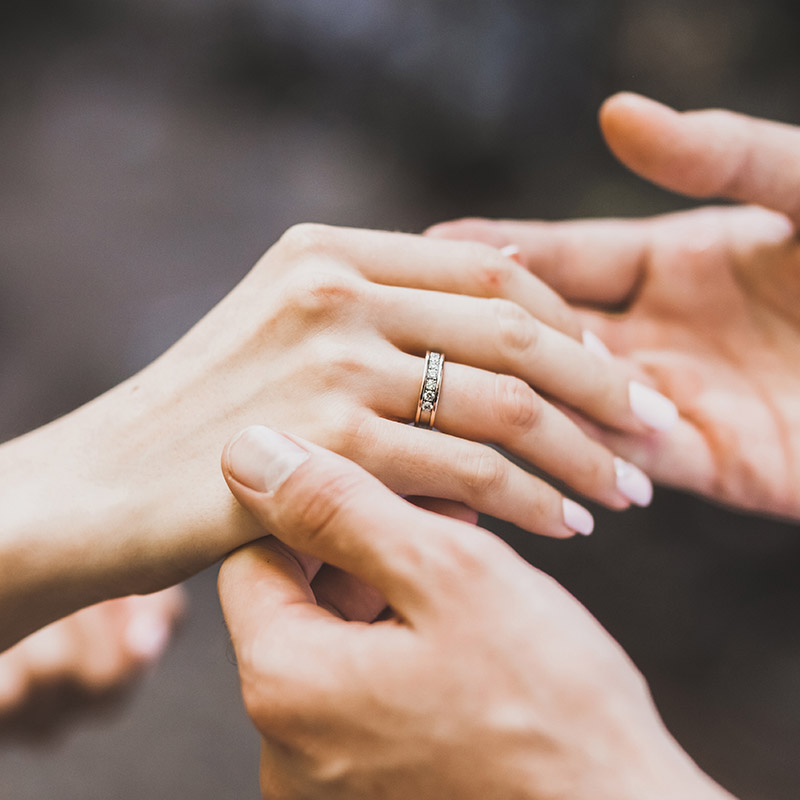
[1,0,799,797]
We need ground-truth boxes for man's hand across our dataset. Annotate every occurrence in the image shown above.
[428,93,800,520]
[218,426,732,800]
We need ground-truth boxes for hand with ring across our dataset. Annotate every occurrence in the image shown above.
[429,93,800,521]
[0,222,673,647]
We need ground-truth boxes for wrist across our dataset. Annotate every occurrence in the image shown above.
[0,366,255,648]
[0,406,129,647]
[613,706,737,800]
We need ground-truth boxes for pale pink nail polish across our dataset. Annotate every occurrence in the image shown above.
[227,426,310,495]
[628,382,678,432]
[615,458,653,507]
[562,498,595,536]
[582,329,613,361]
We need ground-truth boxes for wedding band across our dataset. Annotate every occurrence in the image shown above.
[415,351,445,429]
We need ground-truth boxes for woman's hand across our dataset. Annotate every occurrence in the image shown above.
[218,426,733,800]
[429,94,800,520]
[1,224,669,646]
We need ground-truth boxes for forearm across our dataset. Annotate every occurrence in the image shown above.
[0,409,120,648]
[0,366,255,650]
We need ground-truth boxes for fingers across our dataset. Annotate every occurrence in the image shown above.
[352,416,596,537]
[375,286,677,434]
[561,410,716,503]
[0,589,184,719]
[426,216,655,306]
[408,497,480,526]
[282,223,582,338]
[309,498,477,624]
[220,426,477,618]
[218,537,334,660]
[374,355,654,511]
[310,566,387,623]
[600,92,800,228]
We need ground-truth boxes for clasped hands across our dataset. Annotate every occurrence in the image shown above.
[219,93,800,799]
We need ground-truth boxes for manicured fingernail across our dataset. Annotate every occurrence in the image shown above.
[126,615,171,662]
[228,425,310,495]
[562,498,595,536]
[615,457,653,507]
[582,329,613,360]
[628,381,678,432]
[499,244,523,264]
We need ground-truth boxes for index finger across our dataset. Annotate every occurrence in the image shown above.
[601,92,800,228]
[426,216,653,305]
[218,538,332,659]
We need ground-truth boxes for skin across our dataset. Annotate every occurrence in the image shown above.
[0,587,183,738]
[428,93,800,520]
[219,427,734,800]
[0,223,665,651]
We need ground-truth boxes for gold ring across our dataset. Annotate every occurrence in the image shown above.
[415,351,445,429]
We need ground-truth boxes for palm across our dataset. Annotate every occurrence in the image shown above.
[586,206,800,517]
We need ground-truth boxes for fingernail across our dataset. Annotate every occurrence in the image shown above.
[228,425,310,495]
[615,457,653,507]
[499,244,523,265]
[628,382,678,432]
[126,616,171,662]
[582,329,613,360]
[562,498,595,536]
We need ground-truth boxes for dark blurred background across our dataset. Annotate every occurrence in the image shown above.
[1,1,799,797]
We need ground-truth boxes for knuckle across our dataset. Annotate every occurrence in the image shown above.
[494,374,541,430]
[309,342,375,397]
[291,468,364,548]
[282,269,363,320]
[491,298,538,359]
[474,253,515,294]
[277,222,336,256]
[460,448,508,498]
[328,410,375,461]
[530,488,560,526]
[428,530,496,586]
[575,451,613,493]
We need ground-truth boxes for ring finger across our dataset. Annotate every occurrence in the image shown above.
[375,353,654,510]
[374,285,678,435]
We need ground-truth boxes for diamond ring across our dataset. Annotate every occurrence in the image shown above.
[414,351,445,429]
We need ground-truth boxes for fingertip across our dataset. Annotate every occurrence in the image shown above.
[423,221,454,238]
[600,93,679,170]
[562,498,595,537]
[600,92,674,126]
[423,218,509,248]
[125,614,172,664]
[224,426,310,497]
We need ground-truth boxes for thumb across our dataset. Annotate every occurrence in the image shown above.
[221,426,466,619]
[601,92,800,228]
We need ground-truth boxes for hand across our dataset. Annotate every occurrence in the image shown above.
[428,93,800,520]
[1,224,670,646]
[0,588,183,740]
[218,426,732,800]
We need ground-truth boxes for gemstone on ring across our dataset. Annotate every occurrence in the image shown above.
[415,350,445,429]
